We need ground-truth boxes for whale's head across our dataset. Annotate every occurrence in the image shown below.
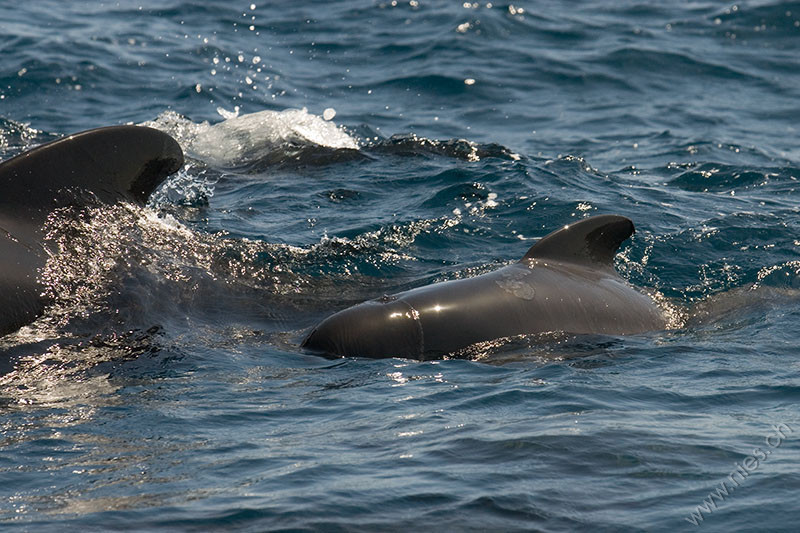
[301,296,424,359]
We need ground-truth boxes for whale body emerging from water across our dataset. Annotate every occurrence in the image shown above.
[0,125,184,336]
[302,215,668,359]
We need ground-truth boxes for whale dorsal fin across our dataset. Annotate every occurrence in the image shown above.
[0,125,184,338]
[0,125,184,223]
[521,215,634,269]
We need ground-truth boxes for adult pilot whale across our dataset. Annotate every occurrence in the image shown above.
[0,125,184,336]
[302,215,669,359]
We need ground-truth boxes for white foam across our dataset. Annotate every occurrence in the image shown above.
[190,107,358,164]
[143,107,359,166]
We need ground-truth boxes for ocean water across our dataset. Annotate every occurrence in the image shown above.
[2,1,800,530]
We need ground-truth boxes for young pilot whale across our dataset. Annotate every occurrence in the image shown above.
[0,125,184,336]
[302,215,668,359]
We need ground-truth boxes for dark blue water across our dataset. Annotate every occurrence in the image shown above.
[2,1,800,530]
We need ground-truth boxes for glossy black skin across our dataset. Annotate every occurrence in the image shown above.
[0,125,184,336]
[302,215,668,359]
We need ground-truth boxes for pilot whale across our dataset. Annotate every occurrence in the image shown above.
[0,125,184,336]
[302,215,668,359]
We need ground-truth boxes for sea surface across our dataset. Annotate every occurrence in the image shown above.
[2,1,800,531]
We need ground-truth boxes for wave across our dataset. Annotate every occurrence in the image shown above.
[368,133,520,162]
[143,107,359,168]
[668,162,800,193]
[590,46,768,85]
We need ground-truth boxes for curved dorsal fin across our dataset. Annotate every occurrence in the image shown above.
[0,125,184,222]
[521,215,634,269]
[0,125,183,338]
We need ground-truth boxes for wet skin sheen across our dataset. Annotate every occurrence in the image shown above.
[302,215,667,359]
